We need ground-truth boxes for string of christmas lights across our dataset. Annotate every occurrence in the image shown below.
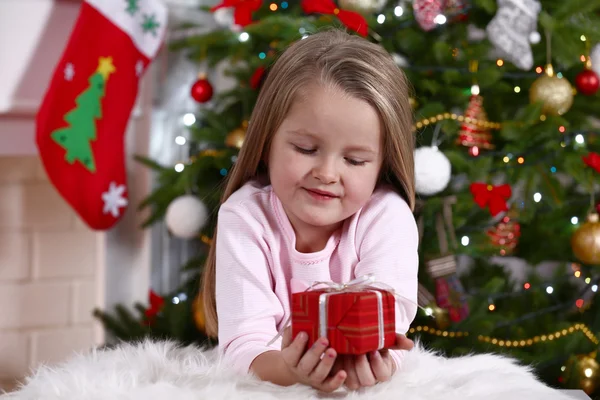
[408,323,599,348]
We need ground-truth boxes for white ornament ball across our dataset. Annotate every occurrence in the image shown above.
[529,31,541,44]
[591,44,600,77]
[165,195,209,239]
[213,7,234,27]
[415,146,452,196]
[392,53,409,68]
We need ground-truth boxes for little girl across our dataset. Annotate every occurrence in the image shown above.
[201,29,419,393]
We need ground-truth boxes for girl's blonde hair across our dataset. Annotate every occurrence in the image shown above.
[201,28,415,338]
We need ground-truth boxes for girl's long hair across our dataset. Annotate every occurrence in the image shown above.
[201,28,415,338]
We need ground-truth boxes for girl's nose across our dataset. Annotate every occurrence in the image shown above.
[312,158,338,184]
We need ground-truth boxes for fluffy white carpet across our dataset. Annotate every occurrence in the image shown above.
[2,340,575,400]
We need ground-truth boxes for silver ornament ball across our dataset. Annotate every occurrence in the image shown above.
[165,195,209,239]
[338,0,388,14]
[591,44,600,77]
[415,146,452,196]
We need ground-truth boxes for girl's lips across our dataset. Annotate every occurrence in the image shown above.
[304,188,339,200]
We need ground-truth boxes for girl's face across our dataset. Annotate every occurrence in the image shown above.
[268,83,383,235]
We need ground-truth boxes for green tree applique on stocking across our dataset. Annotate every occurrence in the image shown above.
[51,56,115,173]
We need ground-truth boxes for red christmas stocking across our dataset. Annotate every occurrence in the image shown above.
[36,0,167,230]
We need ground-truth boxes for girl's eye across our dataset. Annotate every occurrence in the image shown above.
[293,145,316,155]
[345,158,366,166]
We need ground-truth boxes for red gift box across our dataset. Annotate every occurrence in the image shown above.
[291,289,396,355]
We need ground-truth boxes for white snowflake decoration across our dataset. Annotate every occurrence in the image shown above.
[135,60,145,77]
[102,181,128,218]
[64,63,75,81]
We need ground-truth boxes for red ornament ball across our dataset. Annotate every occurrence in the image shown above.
[575,69,600,96]
[191,76,214,103]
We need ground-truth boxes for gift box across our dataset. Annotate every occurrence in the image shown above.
[291,288,396,355]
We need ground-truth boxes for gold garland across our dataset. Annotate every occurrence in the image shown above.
[408,323,599,348]
[412,113,502,131]
[189,149,226,163]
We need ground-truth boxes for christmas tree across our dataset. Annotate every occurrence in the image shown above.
[51,57,113,173]
[95,0,600,395]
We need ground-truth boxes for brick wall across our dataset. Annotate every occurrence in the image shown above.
[0,156,104,392]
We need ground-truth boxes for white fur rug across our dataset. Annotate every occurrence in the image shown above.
[2,340,575,400]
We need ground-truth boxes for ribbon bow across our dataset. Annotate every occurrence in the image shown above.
[308,273,382,292]
[211,0,262,27]
[583,152,600,174]
[301,0,368,37]
[144,290,165,325]
[470,183,512,216]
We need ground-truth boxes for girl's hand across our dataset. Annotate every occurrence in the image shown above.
[280,327,347,393]
[332,333,414,390]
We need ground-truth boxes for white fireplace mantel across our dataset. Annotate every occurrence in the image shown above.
[0,0,80,155]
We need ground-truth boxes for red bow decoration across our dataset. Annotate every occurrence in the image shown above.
[250,66,266,89]
[583,152,600,173]
[470,183,512,216]
[144,290,165,325]
[301,0,368,37]
[211,0,262,27]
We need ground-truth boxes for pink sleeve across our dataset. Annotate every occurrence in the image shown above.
[353,191,419,369]
[215,205,284,375]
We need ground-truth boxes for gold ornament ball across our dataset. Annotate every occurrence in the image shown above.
[192,292,206,333]
[571,213,600,265]
[432,306,450,330]
[529,65,574,116]
[409,97,418,109]
[564,354,600,395]
[225,128,246,149]
[338,0,388,14]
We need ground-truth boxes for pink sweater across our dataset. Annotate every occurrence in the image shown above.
[215,181,419,375]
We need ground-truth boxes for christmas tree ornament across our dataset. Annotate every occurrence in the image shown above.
[487,214,521,256]
[562,353,599,395]
[409,97,418,109]
[413,0,445,31]
[213,7,241,31]
[432,306,451,330]
[583,152,600,173]
[426,255,469,323]
[576,69,600,96]
[36,0,166,230]
[250,66,266,90]
[392,53,409,68]
[144,290,165,326]
[445,0,468,22]
[575,54,600,96]
[571,213,600,265]
[165,195,209,239]
[338,0,388,14]
[470,183,512,217]
[225,123,247,149]
[485,0,540,70]
[193,291,206,333]
[414,146,451,196]
[210,0,262,27]
[191,74,214,103]
[301,0,368,36]
[456,95,494,156]
[530,64,574,116]
[591,44,600,77]
[419,196,469,323]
